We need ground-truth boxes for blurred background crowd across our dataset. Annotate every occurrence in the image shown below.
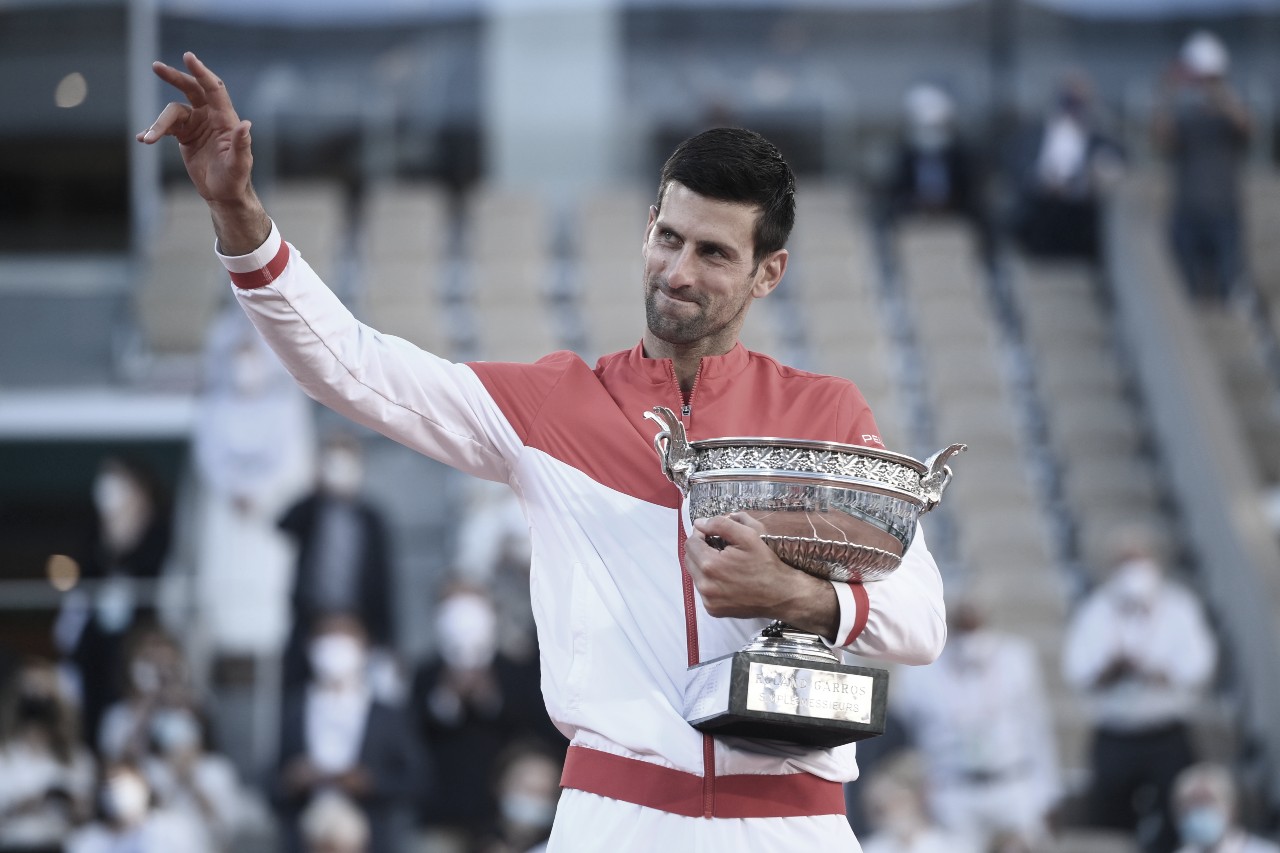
[3,1,1280,852]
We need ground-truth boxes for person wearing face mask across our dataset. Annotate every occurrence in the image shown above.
[54,457,172,750]
[0,657,97,853]
[1062,526,1218,853]
[860,764,980,853]
[96,626,200,764]
[1172,763,1279,853]
[278,434,396,695]
[410,586,563,853]
[1008,70,1124,263]
[193,305,316,663]
[142,706,248,851]
[882,83,992,263]
[300,791,371,853]
[893,598,1061,850]
[274,614,423,853]
[481,742,564,853]
[65,762,207,853]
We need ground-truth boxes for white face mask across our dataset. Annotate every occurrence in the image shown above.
[310,634,366,685]
[104,773,150,826]
[1113,558,1162,605]
[1179,805,1229,847]
[436,594,498,670]
[152,708,201,754]
[320,450,363,497]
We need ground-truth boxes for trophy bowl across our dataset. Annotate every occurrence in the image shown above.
[645,406,965,583]
[644,406,966,747]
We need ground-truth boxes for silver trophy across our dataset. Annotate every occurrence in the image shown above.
[645,406,964,747]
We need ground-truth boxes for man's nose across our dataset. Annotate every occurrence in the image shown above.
[666,246,695,288]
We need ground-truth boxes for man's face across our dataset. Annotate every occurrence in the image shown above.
[641,182,785,353]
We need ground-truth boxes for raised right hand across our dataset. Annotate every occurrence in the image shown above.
[136,52,254,207]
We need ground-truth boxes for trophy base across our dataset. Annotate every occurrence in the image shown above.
[684,633,889,749]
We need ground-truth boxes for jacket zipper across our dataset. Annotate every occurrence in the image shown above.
[669,359,714,817]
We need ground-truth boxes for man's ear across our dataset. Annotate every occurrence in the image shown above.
[643,205,658,250]
[751,249,788,299]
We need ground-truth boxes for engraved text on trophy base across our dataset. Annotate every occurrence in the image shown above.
[746,663,874,724]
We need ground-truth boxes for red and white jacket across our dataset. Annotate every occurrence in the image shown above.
[221,223,947,819]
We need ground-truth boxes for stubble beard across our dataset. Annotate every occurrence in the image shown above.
[643,272,752,348]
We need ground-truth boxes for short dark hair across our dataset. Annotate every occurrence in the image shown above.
[656,127,796,266]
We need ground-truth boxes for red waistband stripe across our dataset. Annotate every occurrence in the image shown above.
[560,745,847,820]
[229,240,291,290]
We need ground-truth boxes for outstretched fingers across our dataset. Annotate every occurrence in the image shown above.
[150,59,208,108]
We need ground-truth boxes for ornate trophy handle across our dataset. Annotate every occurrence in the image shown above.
[644,406,695,495]
[920,443,967,512]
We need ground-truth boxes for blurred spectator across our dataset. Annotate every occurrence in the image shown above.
[278,434,395,694]
[893,598,1061,850]
[859,760,981,853]
[453,479,534,661]
[64,761,208,853]
[141,705,247,852]
[300,791,370,853]
[274,614,422,853]
[1062,526,1218,853]
[1153,30,1253,304]
[54,457,172,746]
[882,83,992,260]
[96,625,198,763]
[194,305,315,658]
[0,657,96,853]
[1009,71,1124,263]
[411,587,562,853]
[1172,763,1280,853]
[479,741,562,853]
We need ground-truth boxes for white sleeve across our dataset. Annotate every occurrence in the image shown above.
[218,222,519,483]
[837,522,948,666]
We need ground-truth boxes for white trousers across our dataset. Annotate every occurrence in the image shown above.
[546,788,863,853]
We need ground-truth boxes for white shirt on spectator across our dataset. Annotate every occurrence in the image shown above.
[65,808,209,853]
[305,684,371,775]
[894,629,1061,844]
[0,739,96,847]
[1062,563,1216,731]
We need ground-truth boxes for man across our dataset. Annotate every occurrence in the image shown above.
[274,614,421,853]
[1172,762,1280,853]
[1062,526,1217,853]
[1009,71,1123,263]
[278,433,395,693]
[138,52,947,849]
[1153,30,1252,303]
[893,598,1061,850]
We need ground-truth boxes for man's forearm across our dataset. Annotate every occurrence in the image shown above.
[210,187,272,256]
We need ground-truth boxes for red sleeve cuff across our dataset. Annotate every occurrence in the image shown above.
[228,240,290,289]
[216,220,289,290]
